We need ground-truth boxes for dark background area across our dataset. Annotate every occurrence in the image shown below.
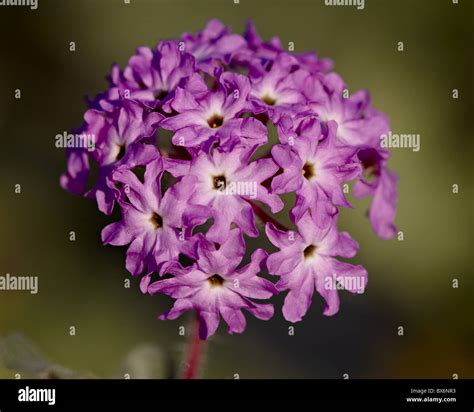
[0,0,472,378]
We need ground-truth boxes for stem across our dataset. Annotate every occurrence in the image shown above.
[182,314,205,379]
[249,201,289,231]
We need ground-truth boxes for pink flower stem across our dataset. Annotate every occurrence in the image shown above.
[182,314,205,379]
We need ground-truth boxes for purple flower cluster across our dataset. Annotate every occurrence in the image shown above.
[61,20,398,339]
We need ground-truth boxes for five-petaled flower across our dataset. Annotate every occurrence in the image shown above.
[148,229,276,339]
[266,212,368,322]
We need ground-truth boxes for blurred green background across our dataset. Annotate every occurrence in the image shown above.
[0,0,472,379]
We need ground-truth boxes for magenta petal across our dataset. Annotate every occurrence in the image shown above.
[246,303,274,320]
[220,307,246,334]
[159,299,194,320]
[282,275,315,323]
[101,221,133,246]
[199,311,220,340]
[369,169,398,240]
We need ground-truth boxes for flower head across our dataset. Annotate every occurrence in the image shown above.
[61,20,398,339]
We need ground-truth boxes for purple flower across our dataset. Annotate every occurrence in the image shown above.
[169,144,283,243]
[272,119,361,225]
[85,99,162,214]
[180,19,246,73]
[161,72,267,149]
[266,212,368,322]
[248,53,308,122]
[107,41,195,109]
[61,99,162,214]
[305,72,389,147]
[302,73,399,238]
[101,157,199,275]
[147,229,276,339]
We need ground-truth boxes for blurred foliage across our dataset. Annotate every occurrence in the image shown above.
[0,333,89,379]
[0,333,174,379]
